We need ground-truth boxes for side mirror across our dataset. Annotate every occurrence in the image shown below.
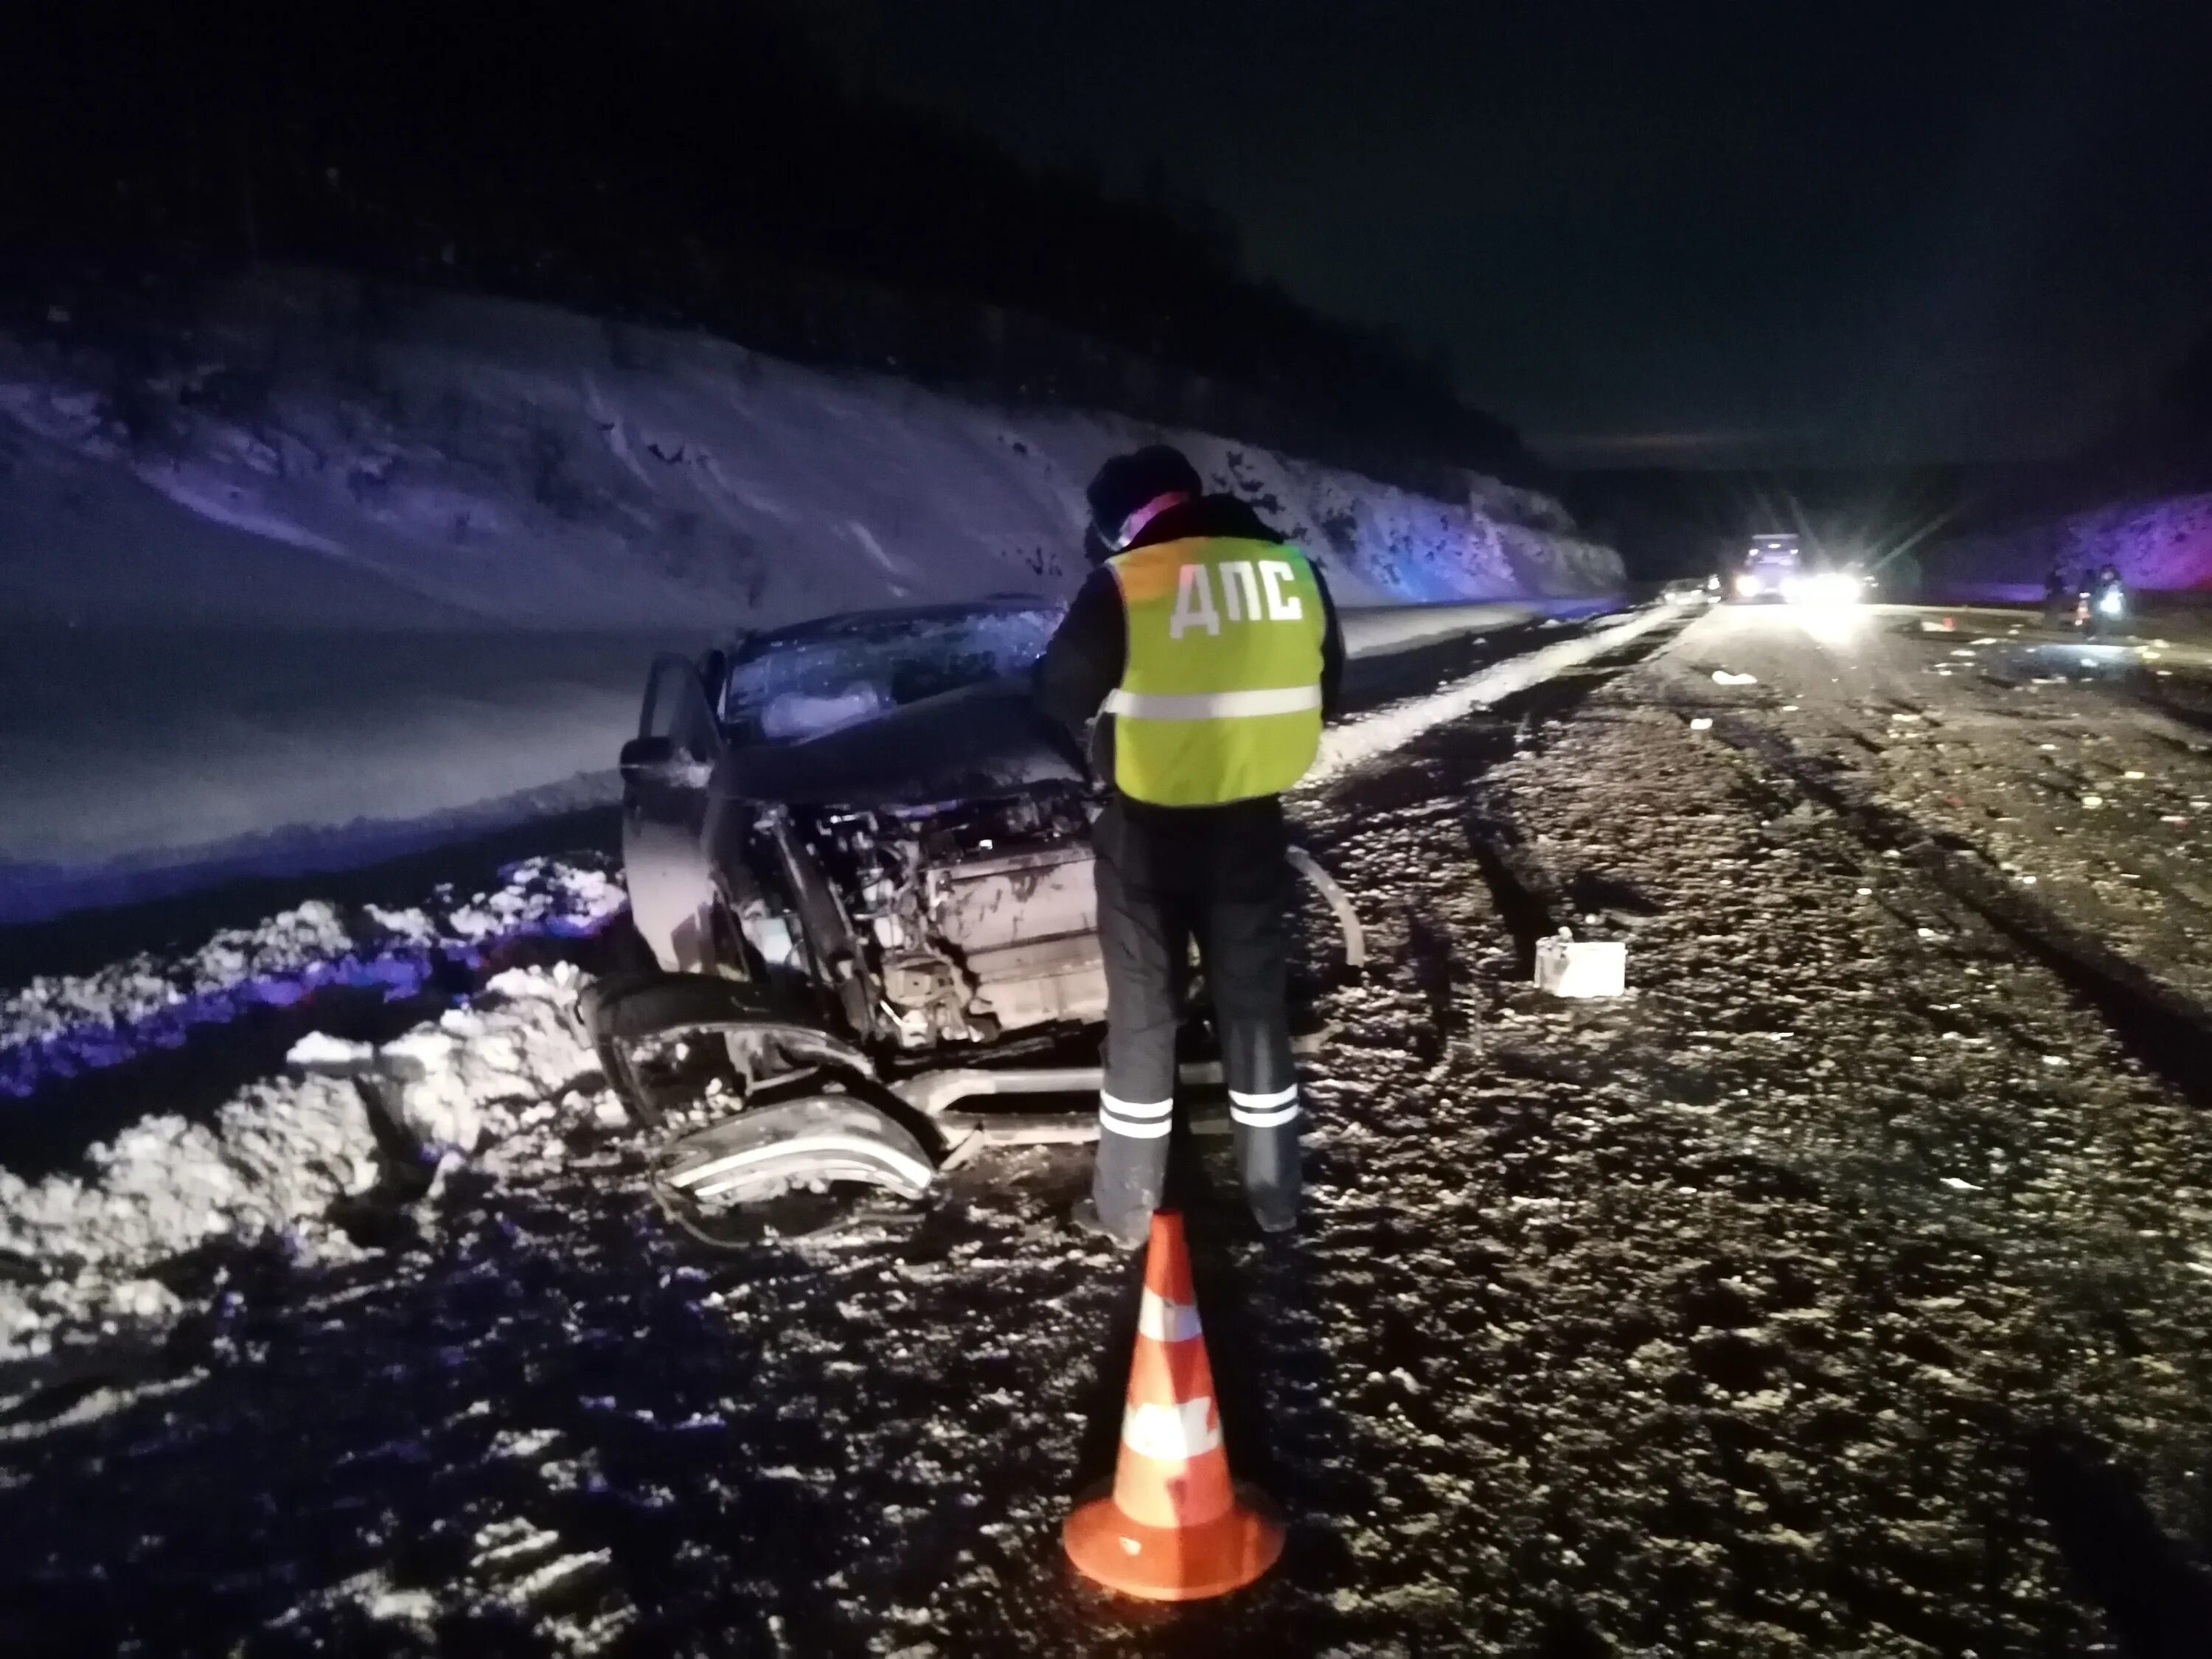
[621,735,716,791]
[619,735,679,776]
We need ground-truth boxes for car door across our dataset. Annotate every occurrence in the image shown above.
[621,654,726,974]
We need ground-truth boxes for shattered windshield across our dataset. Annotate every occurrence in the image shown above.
[719,602,1064,745]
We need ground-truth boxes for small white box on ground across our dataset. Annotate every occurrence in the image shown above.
[1535,932,1627,998]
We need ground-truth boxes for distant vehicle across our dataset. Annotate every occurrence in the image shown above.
[1725,534,1866,605]
[1727,534,1802,602]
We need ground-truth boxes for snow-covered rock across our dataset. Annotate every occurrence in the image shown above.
[1,858,625,1097]
[0,964,606,1363]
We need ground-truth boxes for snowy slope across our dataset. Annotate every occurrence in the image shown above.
[1927,489,2212,601]
[0,268,1617,630]
[0,269,1619,919]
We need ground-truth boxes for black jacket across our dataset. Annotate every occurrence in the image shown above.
[1032,493,1346,811]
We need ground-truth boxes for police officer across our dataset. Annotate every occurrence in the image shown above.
[1034,445,1344,1246]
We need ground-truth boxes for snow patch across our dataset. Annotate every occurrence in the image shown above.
[376,976,597,1160]
[0,1072,381,1360]
[1,858,625,1098]
[1303,604,1670,790]
[0,964,606,1362]
[4,900,352,1053]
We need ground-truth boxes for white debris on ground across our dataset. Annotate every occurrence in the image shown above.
[0,964,605,1364]
[1533,932,1628,998]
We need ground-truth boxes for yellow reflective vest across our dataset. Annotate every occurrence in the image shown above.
[1104,535,1326,807]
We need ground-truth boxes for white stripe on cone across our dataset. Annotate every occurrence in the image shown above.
[1137,1288,1203,1343]
[1122,1397,1222,1461]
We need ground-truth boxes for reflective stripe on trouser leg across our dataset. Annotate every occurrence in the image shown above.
[1233,1097,1301,1231]
[1228,1083,1300,1130]
[1099,1092,1173,1138]
[1204,877,1300,1233]
[1094,1093,1172,1237]
[1231,1082,1301,1231]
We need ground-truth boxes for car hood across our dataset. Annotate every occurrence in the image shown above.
[714,675,1085,808]
[706,597,1558,808]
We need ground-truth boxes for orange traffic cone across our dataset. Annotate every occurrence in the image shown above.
[1062,1211,1284,1601]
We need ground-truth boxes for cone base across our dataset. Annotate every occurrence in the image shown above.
[1062,1488,1284,1602]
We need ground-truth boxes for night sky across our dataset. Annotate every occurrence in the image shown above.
[793,0,2212,469]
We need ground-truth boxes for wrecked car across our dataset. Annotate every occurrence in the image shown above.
[582,600,1365,1237]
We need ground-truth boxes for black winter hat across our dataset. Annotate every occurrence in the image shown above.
[1085,445,1203,543]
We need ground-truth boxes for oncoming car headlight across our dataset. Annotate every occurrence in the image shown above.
[1790,572,1863,605]
[1735,571,1764,599]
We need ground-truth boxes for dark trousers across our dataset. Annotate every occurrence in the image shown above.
[1091,798,1301,1237]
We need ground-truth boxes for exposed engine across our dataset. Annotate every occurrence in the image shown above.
[598,776,1129,1235]
[771,788,1105,1052]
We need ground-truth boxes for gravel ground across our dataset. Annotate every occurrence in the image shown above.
[1674,604,2212,1018]
[5,604,2212,1656]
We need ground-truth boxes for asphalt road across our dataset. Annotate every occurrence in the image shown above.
[5,599,2211,1657]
